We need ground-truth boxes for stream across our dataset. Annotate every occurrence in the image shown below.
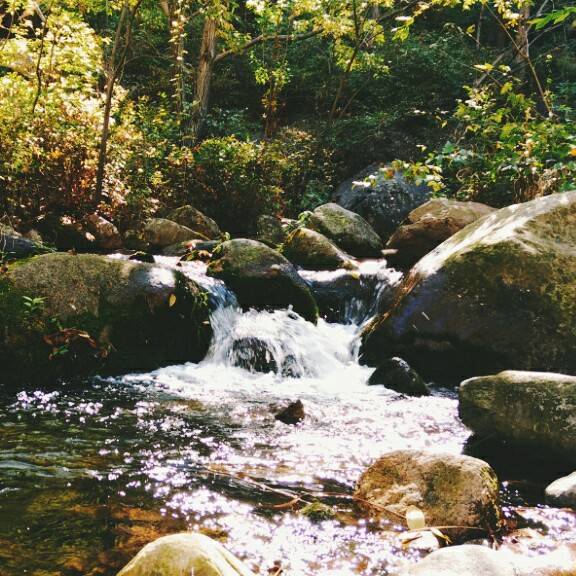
[0,258,575,575]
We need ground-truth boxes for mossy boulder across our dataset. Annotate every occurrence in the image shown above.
[0,253,211,384]
[144,218,209,249]
[307,203,383,258]
[459,371,576,462]
[360,191,576,382]
[355,449,500,542]
[164,205,222,240]
[117,533,255,576]
[385,198,495,270]
[207,239,318,323]
[282,227,356,271]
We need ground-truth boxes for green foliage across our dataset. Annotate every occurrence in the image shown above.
[22,295,46,316]
[393,73,576,206]
[189,128,337,235]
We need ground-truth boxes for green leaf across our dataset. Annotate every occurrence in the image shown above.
[442,141,455,154]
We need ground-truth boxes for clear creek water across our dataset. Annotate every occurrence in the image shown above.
[0,259,574,575]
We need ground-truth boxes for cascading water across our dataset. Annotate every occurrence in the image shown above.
[0,257,575,576]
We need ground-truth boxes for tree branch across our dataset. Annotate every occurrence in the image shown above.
[212,28,323,64]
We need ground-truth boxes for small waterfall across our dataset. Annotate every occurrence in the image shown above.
[154,255,402,378]
[300,260,402,326]
[205,305,359,378]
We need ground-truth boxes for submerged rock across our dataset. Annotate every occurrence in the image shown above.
[275,399,305,425]
[385,198,495,269]
[231,337,278,373]
[0,253,211,383]
[207,239,318,323]
[367,357,430,396]
[361,191,576,382]
[117,532,255,576]
[307,203,383,258]
[460,371,576,462]
[355,450,500,542]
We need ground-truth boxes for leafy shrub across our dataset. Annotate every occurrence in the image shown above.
[393,74,576,206]
[188,128,337,235]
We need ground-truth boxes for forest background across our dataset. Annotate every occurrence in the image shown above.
[1,0,575,237]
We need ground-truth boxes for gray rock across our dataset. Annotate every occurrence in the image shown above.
[144,218,209,249]
[83,213,123,251]
[361,191,576,382]
[207,239,318,323]
[546,471,576,507]
[0,253,211,383]
[334,167,430,242]
[164,205,221,240]
[117,532,255,576]
[307,203,383,258]
[459,371,576,462]
[386,198,495,269]
[355,449,500,543]
[367,357,430,396]
[282,227,356,271]
[256,215,291,246]
[0,233,50,260]
[398,545,515,576]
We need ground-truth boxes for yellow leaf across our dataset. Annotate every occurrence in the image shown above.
[169,294,177,307]
[569,148,576,157]
[406,505,426,530]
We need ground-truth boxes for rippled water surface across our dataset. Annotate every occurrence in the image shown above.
[1,261,574,575]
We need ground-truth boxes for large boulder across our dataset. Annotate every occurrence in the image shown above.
[385,198,496,269]
[0,253,211,383]
[307,203,383,259]
[354,450,500,542]
[144,218,209,249]
[207,239,318,323]
[117,532,255,576]
[164,205,222,240]
[282,227,355,271]
[360,191,576,382]
[333,167,430,242]
[459,371,576,462]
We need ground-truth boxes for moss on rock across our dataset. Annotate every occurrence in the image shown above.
[208,239,318,323]
[0,253,211,384]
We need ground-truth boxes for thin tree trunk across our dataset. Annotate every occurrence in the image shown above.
[188,17,217,143]
[94,2,142,205]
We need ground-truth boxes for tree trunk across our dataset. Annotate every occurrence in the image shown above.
[188,17,217,143]
[94,2,141,205]
[514,4,530,83]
